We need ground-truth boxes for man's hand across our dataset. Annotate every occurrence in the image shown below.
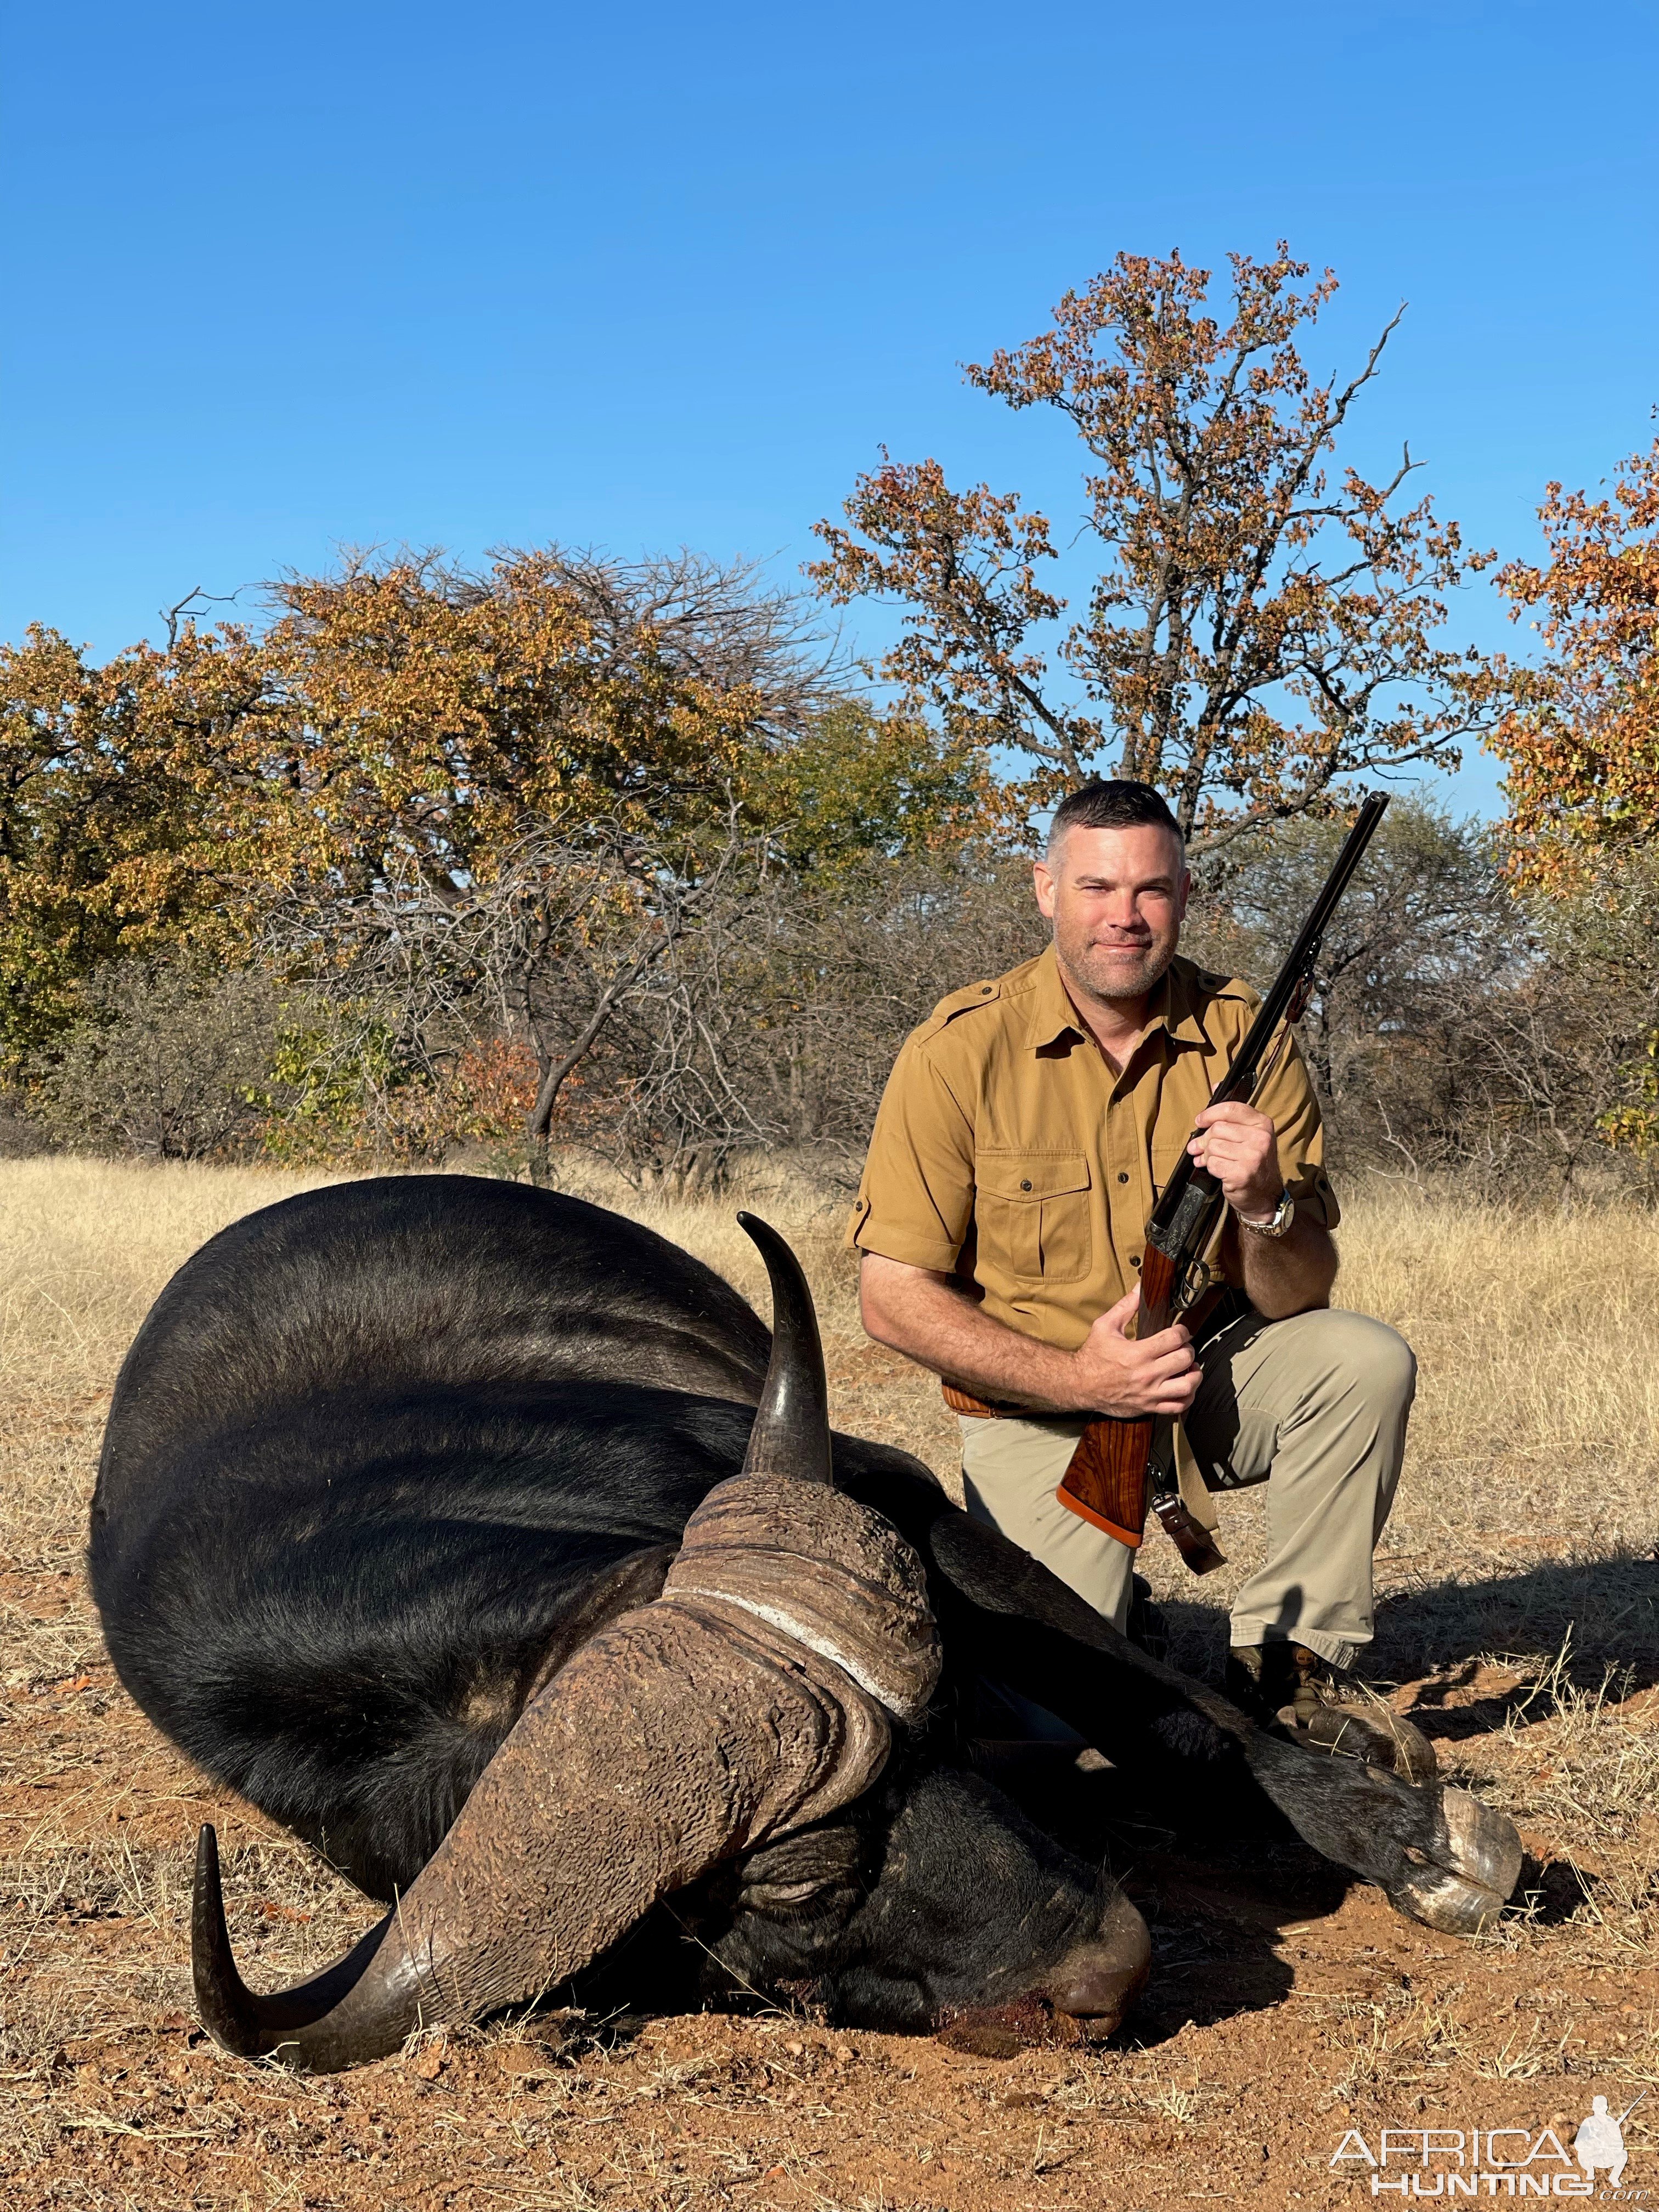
[859,1254,1203,1419]
[1189,1100,1283,1221]
[1071,1288,1200,1419]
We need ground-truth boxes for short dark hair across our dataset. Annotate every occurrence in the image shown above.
[1047,778,1183,855]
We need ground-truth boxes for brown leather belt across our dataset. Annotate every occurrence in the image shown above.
[941,1381,1018,1418]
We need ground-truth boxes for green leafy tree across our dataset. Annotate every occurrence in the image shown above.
[747,701,1008,877]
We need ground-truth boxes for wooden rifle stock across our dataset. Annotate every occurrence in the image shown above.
[1056,1243,1177,1548]
[1057,1245,1230,1573]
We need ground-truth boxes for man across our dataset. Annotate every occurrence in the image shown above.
[848,778,1423,1767]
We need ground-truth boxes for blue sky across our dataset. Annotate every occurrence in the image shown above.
[4,1,1655,815]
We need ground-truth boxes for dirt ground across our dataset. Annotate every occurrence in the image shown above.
[2,1160,1657,2210]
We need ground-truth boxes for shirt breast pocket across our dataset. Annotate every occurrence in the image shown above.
[975,1153,1093,1284]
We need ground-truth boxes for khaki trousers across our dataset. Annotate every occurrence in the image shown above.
[958,1306,1418,1670]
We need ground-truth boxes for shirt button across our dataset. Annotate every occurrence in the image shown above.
[1116,1171,1128,1184]
[1130,1254,1142,1268]
[1019,1178,1032,1192]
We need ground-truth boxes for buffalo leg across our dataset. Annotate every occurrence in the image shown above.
[854,1470,1520,1933]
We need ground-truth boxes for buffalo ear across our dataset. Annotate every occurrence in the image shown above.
[736,1214,832,1488]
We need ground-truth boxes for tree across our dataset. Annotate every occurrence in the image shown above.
[0,622,265,1070]
[1195,803,1659,1197]
[258,805,768,1175]
[3,536,1030,1174]
[0,548,831,1069]
[810,246,1495,848]
[247,546,836,899]
[1199,798,1519,1127]
[1522,848,1659,1174]
[1490,433,1659,884]
[1489,435,1659,1165]
[747,699,1009,878]
[33,962,285,1161]
[238,553,1003,1175]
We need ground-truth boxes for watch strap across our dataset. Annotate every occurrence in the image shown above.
[1237,1188,1296,1239]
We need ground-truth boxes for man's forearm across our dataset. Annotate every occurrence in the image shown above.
[859,1261,1087,1413]
[1227,1214,1338,1320]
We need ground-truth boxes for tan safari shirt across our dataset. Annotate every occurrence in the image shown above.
[848,944,1338,1350]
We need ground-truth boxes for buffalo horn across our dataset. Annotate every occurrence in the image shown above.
[193,1602,874,2071]
[736,1212,832,1487]
[194,1825,413,2071]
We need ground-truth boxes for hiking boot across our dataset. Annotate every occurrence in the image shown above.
[1226,1642,1437,1784]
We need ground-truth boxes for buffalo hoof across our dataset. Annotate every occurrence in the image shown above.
[1389,1787,1525,1935]
[1295,1701,1440,1785]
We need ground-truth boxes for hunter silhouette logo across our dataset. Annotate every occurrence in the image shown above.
[1576,2097,1645,2192]
[1332,2098,1648,2196]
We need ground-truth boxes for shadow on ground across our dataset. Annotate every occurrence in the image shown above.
[1153,1549,1658,1707]
[973,1746,1350,2047]
[963,1551,1659,2047]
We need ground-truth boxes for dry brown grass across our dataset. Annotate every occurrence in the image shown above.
[1,1155,1656,2209]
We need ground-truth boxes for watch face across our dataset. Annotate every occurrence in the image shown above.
[1243,1191,1293,1234]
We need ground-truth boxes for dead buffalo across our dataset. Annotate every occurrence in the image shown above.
[88,1177,1521,2072]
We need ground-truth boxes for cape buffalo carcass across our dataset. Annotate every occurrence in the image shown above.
[88,1177,1522,2073]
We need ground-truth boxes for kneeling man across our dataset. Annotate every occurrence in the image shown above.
[849,779,1419,1756]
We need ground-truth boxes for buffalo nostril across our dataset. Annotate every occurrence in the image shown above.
[1043,1898,1152,2029]
[1047,1949,1144,2024]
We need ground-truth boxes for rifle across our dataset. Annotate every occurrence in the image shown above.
[1057,793,1390,1575]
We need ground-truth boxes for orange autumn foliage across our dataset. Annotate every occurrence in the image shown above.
[0,547,1000,1121]
[1490,435,1659,886]
[811,246,1496,848]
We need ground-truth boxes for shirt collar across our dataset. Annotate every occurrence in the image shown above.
[1024,945,1212,1054]
[1024,945,1087,1050]
[1155,958,1216,1049]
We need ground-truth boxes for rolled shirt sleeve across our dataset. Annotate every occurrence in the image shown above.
[847,1037,978,1274]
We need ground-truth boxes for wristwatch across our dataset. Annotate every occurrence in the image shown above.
[1237,1187,1296,1239]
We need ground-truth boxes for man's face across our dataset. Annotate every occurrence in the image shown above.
[1033,823,1189,1005]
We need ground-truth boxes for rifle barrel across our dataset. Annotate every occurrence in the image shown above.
[1146,793,1389,1247]
[1211,793,1390,1107]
